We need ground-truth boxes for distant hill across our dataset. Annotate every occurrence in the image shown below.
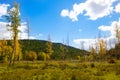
[9,39,88,60]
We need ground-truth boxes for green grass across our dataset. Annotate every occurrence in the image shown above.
[0,61,120,80]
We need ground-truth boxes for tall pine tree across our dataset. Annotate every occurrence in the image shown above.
[6,2,21,65]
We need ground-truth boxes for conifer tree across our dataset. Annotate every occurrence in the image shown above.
[6,2,21,65]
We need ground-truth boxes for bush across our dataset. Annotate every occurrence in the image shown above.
[90,63,95,68]
[27,51,37,61]
[38,52,50,61]
[108,59,116,64]
[76,56,80,60]
[59,63,68,70]
[46,54,50,60]
[38,52,46,61]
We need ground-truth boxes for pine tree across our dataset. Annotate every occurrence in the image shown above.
[6,2,21,65]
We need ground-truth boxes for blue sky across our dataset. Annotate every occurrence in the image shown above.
[0,0,120,50]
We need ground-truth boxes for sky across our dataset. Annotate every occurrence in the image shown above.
[0,0,120,50]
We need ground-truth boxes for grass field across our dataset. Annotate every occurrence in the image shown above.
[0,60,120,80]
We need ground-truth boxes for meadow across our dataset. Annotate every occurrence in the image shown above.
[0,60,120,80]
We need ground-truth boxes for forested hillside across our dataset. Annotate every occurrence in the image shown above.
[18,39,88,60]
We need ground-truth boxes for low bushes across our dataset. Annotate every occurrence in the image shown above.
[0,61,120,80]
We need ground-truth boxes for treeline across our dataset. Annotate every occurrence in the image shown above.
[19,39,86,60]
[88,25,120,62]
[0,39,87,62]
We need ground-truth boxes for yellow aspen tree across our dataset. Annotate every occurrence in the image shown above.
[59,44,65,59]
[0,39,12,62]
[15,40,22,61]
[45,35,53,57]
[0,41,3,56]
[115,24,120,43]
[0,40,7,60]
[90,46,96,60]
[97,39,107,60]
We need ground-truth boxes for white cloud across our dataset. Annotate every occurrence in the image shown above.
[0,22,11,39]
[85,0,115,20]
[0,4,10,18]
[0,21,36,40]
[73,18,120,51]
[61,3,85,21]
[73,39,96,50]
[18,22,37,39]
[73,38,116,51]
[61,9,69,17]
[61,0,116,21]
[98,18,120,38]
[9,7,21,16]
[115,3,120,13]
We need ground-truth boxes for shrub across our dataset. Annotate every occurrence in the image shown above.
[76,56,80,60]
[27,51,37,61]
[38,52,50,61]
[59,63,68,70]
[90,63,95,68]
[38,52,46,61]
[108,59,116,64]
[46,54,50,60]
[71,74,76,80]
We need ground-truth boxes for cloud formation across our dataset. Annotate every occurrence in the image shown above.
[0,21,36,39]
[61,0,116,21]
[98,18,120,38]
[73,18,120,50]
[61,3,85,21]
[0,4,10,18]
[0,3,36,40]
[115,3,120,13]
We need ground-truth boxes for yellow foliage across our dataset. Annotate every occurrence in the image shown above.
[38,52,51,61]
[46,54,50,60]
[27,51,37,61]
[76,56,80,60]
[45,41,53,55]
[0,39,12,62]
[97,39,107,57]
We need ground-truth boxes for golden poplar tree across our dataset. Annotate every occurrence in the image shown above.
[97,39,107,60]
[115,24,120,43]
[0,40,8,61]
[90,46,96,57]
[0,39,12,62]
[45,35,53,57]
